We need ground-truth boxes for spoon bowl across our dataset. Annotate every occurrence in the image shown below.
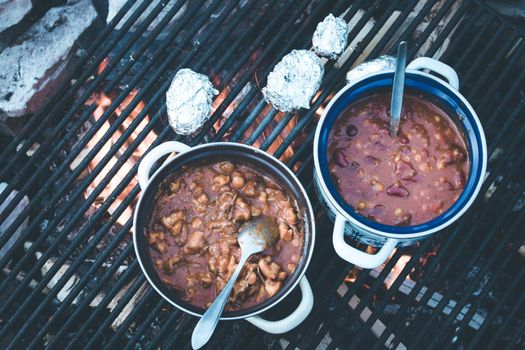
[191,215,280,349]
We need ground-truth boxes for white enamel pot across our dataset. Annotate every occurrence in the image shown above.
[133,141,315,333]
[313,57,487,269]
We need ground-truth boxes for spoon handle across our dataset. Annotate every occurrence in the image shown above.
[191,253,250,349]
[389,41,407,138]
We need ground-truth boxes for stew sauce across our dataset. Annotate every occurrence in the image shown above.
[147,161,303,311]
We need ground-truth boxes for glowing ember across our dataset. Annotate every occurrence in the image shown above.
[210,68,296,163]
[384,252,412,289]
[72,59,157,226]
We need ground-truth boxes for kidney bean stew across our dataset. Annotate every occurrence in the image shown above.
[147,161,303,311]
[328,92,470,226]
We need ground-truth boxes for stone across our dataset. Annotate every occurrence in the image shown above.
[0,0,98,118]
[0,0,32,33]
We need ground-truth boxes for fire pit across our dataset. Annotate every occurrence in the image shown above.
[0,0,524,349]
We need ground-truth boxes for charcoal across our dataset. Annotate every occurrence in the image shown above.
[312,13,348,59]
[262,49,324,112]
[0,0,97,118]
[0,0,32,33]
[0,182,29,257]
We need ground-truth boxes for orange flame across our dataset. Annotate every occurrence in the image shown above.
[73,59,158,226]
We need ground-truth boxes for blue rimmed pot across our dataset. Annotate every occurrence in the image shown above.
[313,57,487,269]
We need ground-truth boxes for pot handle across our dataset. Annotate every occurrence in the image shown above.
[333,214,398,269]
[137,141,192,190]
[407,57,459,90]
[246,277,313,334]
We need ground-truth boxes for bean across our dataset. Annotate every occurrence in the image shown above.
[452,169,466,190]
[243,180,256,196]
[287,263,297,273]
[386,182,410,198]
[346,124,358,137]
[370,179,384,192]
[395,160,417,180]
[365,155,380,166]
[394,213,412,226]
[233,197,251,221]
[452,146,466,161]
[333,149,348,167]
[354,201,366,210]
[374,141,386,151]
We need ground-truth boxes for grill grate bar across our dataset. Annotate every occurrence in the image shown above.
[463,262,525,349]
[424,1,473,58]
[2,0,525,347]
[45,247,139,348]
[0,0,192,256]
[65,261,144,348]
[87,283,157,349]
[406,0,459,59]
[0,0,145,167]
[0,0,242,340]
[421,209,525,348]
[0,0,224,298]
[62,0,324,344]
[387,162,525,347]
[0,0,164,208]
[469,38,525,99]
[122,296,166,350]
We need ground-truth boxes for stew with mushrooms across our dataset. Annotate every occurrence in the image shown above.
[147,161,303,311]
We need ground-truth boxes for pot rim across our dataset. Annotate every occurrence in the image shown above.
[133,142,316,320]
[313,69,487,239]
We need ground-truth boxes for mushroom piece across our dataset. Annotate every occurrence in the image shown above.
[258,259,280,280]
[264,279,282,297]
[184,231,206,254]
[278,222,293,241]
[160,211,185,235]
[147,231,165,245]
[233,197,251,222]
[154,241,168,254]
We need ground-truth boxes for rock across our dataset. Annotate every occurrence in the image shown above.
[0,0,98,118]
[0,0,32,33]
[485,0,525,21]
[0,182,30,257]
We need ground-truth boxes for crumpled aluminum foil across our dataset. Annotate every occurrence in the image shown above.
[346,55,396,84]
[166,68,218,135]
[312,14,348,59]
[262,50,324,112]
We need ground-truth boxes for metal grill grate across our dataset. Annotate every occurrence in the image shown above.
[0,0,524,349]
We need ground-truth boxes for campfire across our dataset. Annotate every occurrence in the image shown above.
[1,0,524,349]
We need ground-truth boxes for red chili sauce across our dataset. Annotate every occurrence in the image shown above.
[327,92,470,226]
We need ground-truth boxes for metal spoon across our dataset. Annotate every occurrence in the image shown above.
[191,215,280,349]
[389,41,407,138]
